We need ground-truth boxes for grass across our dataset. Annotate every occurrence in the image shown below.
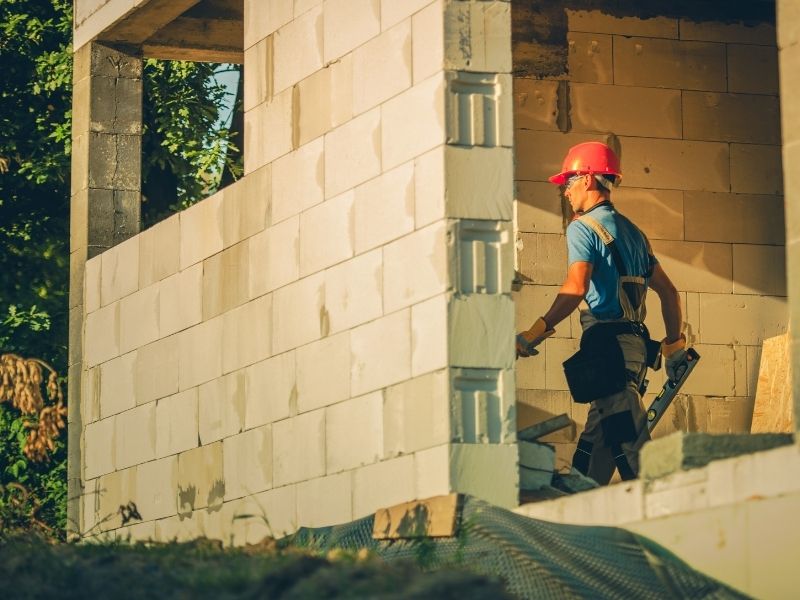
[0,532,513,599]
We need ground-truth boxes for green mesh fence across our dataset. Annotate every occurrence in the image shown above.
[290,496,748,600]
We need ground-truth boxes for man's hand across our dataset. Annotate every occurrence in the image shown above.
[662,334,688,382]
[516,317,555,358]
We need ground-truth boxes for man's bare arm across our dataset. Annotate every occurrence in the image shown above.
[542,261,593,330]
[648,263,683,342]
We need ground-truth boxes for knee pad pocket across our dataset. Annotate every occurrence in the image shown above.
[600,411,637,446]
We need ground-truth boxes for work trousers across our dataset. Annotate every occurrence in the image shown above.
[571,317,651,485]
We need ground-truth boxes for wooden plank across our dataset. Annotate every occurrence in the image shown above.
[373,494,461,540]
[518,413,571,442]
[101,0,202,45]
[142,17,243,64]
[141,44,242,64]
[751,332,793,433]
[185,0,243,20]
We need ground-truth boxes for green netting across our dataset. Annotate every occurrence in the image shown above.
[290,496,749,600]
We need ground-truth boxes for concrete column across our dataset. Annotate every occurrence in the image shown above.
[443,1,519,507]
[777,0,800,438]
[68,42,142,537]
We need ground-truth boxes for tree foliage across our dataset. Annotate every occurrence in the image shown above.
[0,0,242,537]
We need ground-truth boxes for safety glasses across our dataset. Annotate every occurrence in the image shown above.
[564,174,583,191]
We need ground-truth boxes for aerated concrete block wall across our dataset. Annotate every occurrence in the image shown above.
[777,0,800,434]
[77,0,518,543]
[512,4,788,470]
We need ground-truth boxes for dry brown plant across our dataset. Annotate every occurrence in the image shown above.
[0,353,66,461]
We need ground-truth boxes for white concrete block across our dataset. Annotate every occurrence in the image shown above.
[296,331,351,413]
[451,367,515,444]
[299,190,354,276]
[245,351,295,429]
[85,301,120,367]
[85,416,115,479]
[382,74,446,170]
[244,88,294,173]
[119,285,159,353]
[271,137,324,224]
[99,350,137,418]
[384,370,448,457]
[354,162,415,253]
[383,220,450,313]
[85,256,101,313]
[179,191,223,270]
[412,1,444,84]
[411,294,448,376]
[444,0,512,73]
[414,146,445,228]
[449,294,515,369]
[272,272,326,354]
[176,442,224,512]
[252,484,297,539]
[450,443,518,508]
[139,214,180,288]
[100,235,139,306]
[134,335,179,405]
[273,4,323,93]
[244,37,273,112]
[222,294,273,374]
[244,0,292,48]
[158,266,201,340]
[115,403,156,470]
[272,409,326,486]
[249,215,299,298]
[326,391,383,473]
[324,249,383,334]
[155,512,205,543]
[178,316,223,390]
[81,366,101,425]
[414,444,451,499]
[352,455,415,519]
[135,455,178,522]
[118,521,157,543]
[96,467,137,533]
[296,472,353,527]
[294,0,323,18]
[211,490,288,544]
[445,146,513,220]
[324,0,380,62]
[351,309,412,396]
[353,19,412,114]
[381,0,433,30]
[198,371,246,445]
[223,425,273,500]
[223,175,270,249]
[698,293,788,345]
[324,107,382,198]
[155,388,198,459]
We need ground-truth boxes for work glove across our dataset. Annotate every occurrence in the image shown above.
[662,335,688,382]
[516,317,555,358]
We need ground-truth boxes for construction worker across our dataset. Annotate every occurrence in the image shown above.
[516,141,687,484]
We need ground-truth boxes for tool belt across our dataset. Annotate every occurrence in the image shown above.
[563,321,661,404]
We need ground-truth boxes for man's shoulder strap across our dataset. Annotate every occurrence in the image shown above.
[576,213,627,276]
[576,214,614,246]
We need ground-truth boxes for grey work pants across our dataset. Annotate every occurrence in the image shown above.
[572,318,651,485]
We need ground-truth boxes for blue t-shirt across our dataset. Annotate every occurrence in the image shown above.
[566,203,657,320]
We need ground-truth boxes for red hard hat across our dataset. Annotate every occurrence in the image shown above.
[548,141,622,185]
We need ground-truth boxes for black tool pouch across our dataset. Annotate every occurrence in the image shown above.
[645,337,662,371]
[562,325,628,404]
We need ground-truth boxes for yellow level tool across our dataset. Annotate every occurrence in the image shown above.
[646,348,701,432]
